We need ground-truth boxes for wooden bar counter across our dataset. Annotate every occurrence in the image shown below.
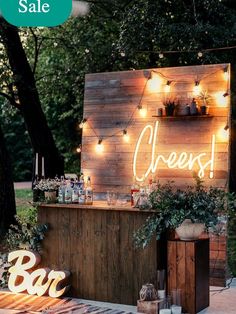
[38,202,164,305]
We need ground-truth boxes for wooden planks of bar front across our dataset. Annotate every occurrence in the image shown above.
[38,202,164,305]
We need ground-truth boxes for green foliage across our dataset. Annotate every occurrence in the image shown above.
[134,180,236,248]
[0,208,48,288]
[0,108,32,181]
[15,189,33,217]
[118,0,236,67]
[4,211,48,252]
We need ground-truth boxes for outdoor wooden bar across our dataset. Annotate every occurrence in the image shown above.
[38,202,165,305]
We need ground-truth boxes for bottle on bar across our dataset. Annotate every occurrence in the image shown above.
[131,176,140,206]
[64,180,72,204]
[85,176,93,205]
[78,172,85,204]
[72,179,79,204]
[58,176,65,204]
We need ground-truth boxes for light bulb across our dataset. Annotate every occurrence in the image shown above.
[123,130,130,143]
[148,72,162,92]
[95,139,104,153]
[164,81,171,93]
[223,67,229,81]
[217,127,229,142]
[76,145,82,153]
[193,81,201,96]
[79,118,87,129]
[138,106,147,118]
[215,91,229,107]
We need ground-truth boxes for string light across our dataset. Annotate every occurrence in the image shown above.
[123,130,130,143]
[193,81,201,95]
[159,53,164,59]
[95,139,104,153]
[224,124,229,131]
[218,125,229,142]
[215,91,229,107]
[223,67,229,81]
[86,66,230,154]
[148,71,162,92]
[197,51,203,58]
[138,105,147,118]
[76,145,82,153]
[79,118,87,129]
[164,81,171,93]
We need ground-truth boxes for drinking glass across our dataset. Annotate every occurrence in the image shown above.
[171,289,182,314]
[106,191,118,205]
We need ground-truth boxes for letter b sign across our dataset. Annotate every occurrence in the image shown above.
[0,0,72,27]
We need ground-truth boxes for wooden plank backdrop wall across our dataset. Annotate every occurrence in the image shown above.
[82,64,230,196]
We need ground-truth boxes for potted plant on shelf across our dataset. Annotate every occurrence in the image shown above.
[197,90,211,115]
[163,99,177,116]
[134,177,236,248]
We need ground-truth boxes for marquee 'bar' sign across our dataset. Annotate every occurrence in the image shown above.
[8,250,70,298]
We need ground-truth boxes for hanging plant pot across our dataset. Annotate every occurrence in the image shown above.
[175,219,205,241]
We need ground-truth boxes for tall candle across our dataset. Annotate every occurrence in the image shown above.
[35,153,38,176]
[42,156,45,177]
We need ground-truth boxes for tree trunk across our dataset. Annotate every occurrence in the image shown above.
[0,20,64,179]
[0,123,16,237]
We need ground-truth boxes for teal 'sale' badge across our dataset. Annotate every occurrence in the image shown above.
[0,0,72,27]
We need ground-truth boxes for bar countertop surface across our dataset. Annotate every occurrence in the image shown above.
[38,200,155,213]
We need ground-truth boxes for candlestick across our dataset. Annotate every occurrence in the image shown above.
[35,153,38,176]
[42,156,45,177]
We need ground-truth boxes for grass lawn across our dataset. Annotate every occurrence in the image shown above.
[15,188,33,219]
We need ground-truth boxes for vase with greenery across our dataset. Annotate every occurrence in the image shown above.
[197,90,211,115]
[34,178,60,203]
[134,177,236,248]
[163,99,177,116]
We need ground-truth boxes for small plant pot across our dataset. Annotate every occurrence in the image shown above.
[175,219,205,241]
[165,107,175,116]
[200,105,209,115]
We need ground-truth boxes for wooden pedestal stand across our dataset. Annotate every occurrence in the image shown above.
[167,239,209,314]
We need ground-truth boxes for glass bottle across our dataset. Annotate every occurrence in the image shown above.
[131,176,140,206]
[85,176,93,205]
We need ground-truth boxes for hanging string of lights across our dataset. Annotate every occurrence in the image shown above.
[137,45,236,59]
[77,65,230,153]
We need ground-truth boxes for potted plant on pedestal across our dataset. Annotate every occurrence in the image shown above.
[134,177,236,248]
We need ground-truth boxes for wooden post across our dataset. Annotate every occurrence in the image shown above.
[167,239,209,314]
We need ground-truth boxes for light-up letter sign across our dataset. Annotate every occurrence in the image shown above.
[133,121,215,182]
[8,250,70,297]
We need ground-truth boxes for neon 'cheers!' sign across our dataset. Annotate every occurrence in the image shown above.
[8,250,70,298]
[133,121,215,182]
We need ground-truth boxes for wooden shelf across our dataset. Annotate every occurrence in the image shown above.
[152,114,213,121]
